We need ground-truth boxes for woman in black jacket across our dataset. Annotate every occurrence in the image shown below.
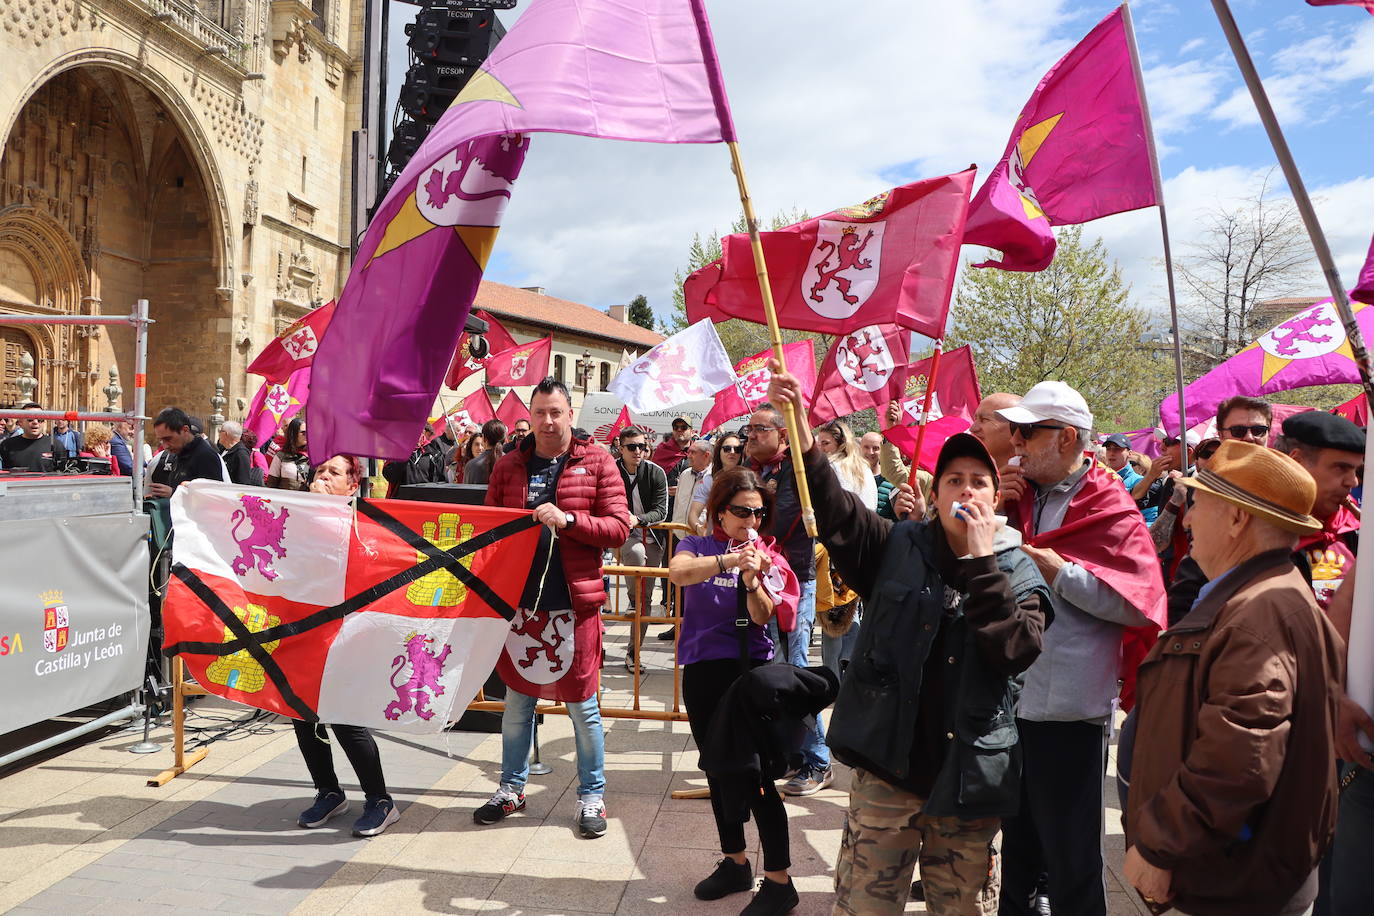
[766,364,1051,916]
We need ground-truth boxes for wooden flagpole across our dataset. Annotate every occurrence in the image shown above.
[1211,0,1374,764]
[906,341,944,488]
[1123,1,1191,474]
[726,142,818,537]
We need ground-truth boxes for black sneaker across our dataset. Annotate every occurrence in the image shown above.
[656,626,677,641]
[740,876,798,916]
[694,856,753,900]
[474,784,526,825]
[297,790,348,828]
[576,794,607,838]
[352,797,399,837]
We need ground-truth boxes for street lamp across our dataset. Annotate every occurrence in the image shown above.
[575,349,594,394]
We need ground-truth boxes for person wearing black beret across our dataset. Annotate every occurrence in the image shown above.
[1274,410,1364,609]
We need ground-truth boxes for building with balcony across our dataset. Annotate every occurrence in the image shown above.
[0,0,360,418]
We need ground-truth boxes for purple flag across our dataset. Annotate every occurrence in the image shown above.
[310,0,736,461]
[1160,296,1374,429]
[1353,232,1374,305]
[962,6,1157,272]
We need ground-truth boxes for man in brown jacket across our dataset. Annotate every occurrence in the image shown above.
[1124,440,1345,916]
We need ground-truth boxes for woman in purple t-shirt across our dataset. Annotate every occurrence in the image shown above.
[669,466,800,912]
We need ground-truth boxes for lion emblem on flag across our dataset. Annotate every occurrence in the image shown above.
[631,343,704,404]
[836,326,894,393]
[505,607,574,685]
[804,220,886,320]
[1258,304,1343,360]
[229,494,290,581]
[510,353,530,380]
[384,632,452,721]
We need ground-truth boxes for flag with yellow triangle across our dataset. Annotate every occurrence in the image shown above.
[309,0,737,463]
[962,5,1157,272]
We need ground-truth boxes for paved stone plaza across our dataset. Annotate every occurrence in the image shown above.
[0,624,1150,915]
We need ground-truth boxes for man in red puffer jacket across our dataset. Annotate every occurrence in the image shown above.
[479,377,630,839]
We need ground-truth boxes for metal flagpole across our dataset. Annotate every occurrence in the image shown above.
[725,142,818,537]
[1211,0,1374,760]
[1123,1,1190,473]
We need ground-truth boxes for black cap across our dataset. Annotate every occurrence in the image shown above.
[1103,433,1130,449]
[934,432,999,488]
[1282,410,1365,454]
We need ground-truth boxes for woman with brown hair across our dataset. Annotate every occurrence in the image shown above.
[267,417,311,490]
[669,466,801,915]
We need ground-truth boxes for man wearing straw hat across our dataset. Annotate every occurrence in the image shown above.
[1124,440,1344,916]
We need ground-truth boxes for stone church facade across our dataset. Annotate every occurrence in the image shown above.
[0,0,362,422]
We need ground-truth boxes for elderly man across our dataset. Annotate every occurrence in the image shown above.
[970,393,1024,469]
[743,402,829,796]
[1215,395,1273,446]
[216,420,253,485]
[1124,441,1343,916]
[996,381,1165,916]
[858,431,898,519]
[671,437,712,534]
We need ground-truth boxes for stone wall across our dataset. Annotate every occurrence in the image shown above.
[0,0,361,427]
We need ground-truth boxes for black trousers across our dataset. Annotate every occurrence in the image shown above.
[999,719,1108,916]
[292,720,390,801]
[683,657,791,872]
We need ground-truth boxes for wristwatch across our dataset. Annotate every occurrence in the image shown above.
[565,512,576,528]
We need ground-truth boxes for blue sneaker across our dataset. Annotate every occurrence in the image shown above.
[298,790,347,828]
[352,797,399,837]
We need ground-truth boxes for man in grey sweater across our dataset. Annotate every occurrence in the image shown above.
[994,381,1162,916]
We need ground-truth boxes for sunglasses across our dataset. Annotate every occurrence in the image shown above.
[1223,424,1269,439]
[724,504,767,519]
[720,444,743,454]
[672,424,690,432]
[622,442,647,451]
[1011,422,1065,440]
[740,424,783,435]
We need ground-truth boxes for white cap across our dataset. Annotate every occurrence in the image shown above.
[996,381,1094,430]
[1154,427,1201,448]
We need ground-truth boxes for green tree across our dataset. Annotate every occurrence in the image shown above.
[626,293,655,331]
[949,226,1170,430]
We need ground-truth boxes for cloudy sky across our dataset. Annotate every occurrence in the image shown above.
[385,0,1374,338]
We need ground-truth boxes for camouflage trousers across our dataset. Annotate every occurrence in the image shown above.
[833,767,1000,916]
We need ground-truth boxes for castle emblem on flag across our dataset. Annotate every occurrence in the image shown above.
[205,604,282,693]
[384,632,452,721]
[805,221,885,319]
[406,513,476,607]
[836,326,895,392]
[41,590,68,654]
[230,494,290,581]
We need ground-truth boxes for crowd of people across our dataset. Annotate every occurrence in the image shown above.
[7,369,1369,916]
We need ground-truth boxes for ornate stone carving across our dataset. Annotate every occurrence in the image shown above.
[244,176,259,225]
[270,0,315,62]
[275,245,318,305]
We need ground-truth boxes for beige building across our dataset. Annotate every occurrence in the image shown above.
[0,0,362,418]
[443,282,664,419]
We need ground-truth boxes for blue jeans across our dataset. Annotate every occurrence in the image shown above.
[821,614,860,680]
[768,578,828,770]
[500,688,605,797]
[1315,763,1374,916]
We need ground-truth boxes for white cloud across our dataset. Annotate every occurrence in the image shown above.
[1142,59,1229,138]
[1179,37,1206,55]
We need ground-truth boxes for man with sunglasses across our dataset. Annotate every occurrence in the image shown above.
[742,404,831,796]
[1215,395,1273,447]
[995,381,1166,916]
[616,426,668,666]
[1130,430,1198,526]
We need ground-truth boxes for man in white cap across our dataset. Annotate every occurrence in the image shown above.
[995,381,1167,916]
